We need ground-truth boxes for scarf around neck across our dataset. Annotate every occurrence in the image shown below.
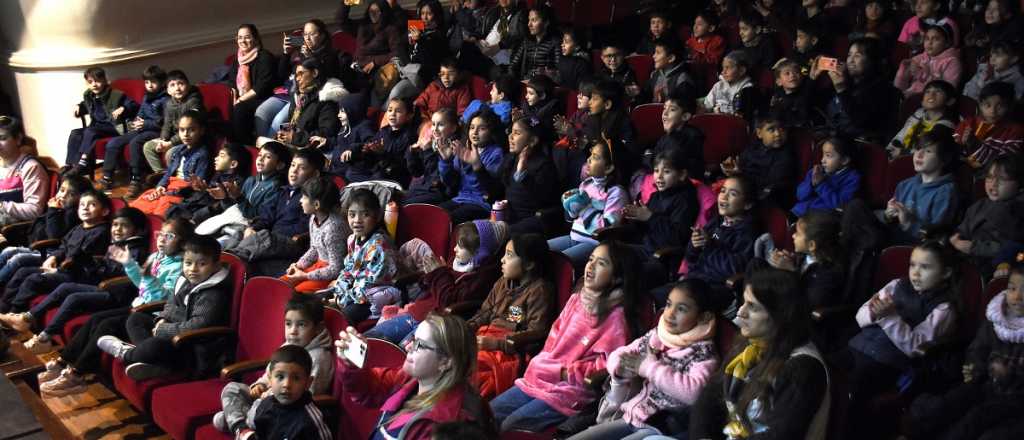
[657,314,717,350]
[987,292,1024,343]
[723,338,767,439]
[580,286,624,317]
[236,47,259,95]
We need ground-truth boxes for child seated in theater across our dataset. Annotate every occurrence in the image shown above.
[483,117,560,235]
[647,93,705,182]
[522,75,561,131]
[280,177,345,294]
[98,65,169,191]
[624,148,700,285]
[687,12,726,78]
[414,58,472,120]
[6,207,148,354]
[330,188,398,324]
[887,80,958,159]
[235,346,332,440]
[97,235,231,380]
[64,67,136,178]
[644,39,695,104]
[634,9,674,55]
[557,27,592,91]
[438,108,506,224]
[463,75,517,126]
[138,70,204,197]
[964,42,1024,101]
[903,262,1024,440]
[489,241,634,432]
[552,81,595,189]
[365,220,508,344]
[0,176,90,287]
[196,141,287,246]
[595,43,641,103]
[130,110,211,216]
[737,13,778,74]
[683,175,758,308]
[404,107,456,205]
[768,58,813,129]
[893,20,962,98]
[334,98,416,185]
[470,233,555,400]
[883,132,959,244]
[213,295,334,438]
[843,240,958,436]
[0,190,112,314]
[35,217,191,397]
[792,137,861,216]
[897,0,957,55]
[583,81,636,171]
[790,22,823,77]
[548,139,628,269]
[324,101,377,180]
[955,81,1024,170]
[165,143,250,224]
[950,155,1024,275]
[701,51,757,121]
[722,116,797,205]
[224,148,322,265]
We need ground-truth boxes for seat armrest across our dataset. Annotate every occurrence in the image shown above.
[132,301,166,314]
[98,276,132,291]
[0,221,32,243]
[220,358,269,381]
[29,239,60,251]
[506,329,548,351]
[171,326,234,347]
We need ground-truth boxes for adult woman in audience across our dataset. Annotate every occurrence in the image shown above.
[479,0,529,68]
[337,0,404,112]
[0,116,46,229]
[815,37,899,143]
[229,24,279,144]
[688,268,831,440]
[334,313,493,438]
[255,19,342,138]
[509,4,560,80]
[388,0,453,101]
[276,59,343,150]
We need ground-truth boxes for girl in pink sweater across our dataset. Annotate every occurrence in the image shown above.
[489,241,639,432]
[894,21,962,98]
[569,279,720,440]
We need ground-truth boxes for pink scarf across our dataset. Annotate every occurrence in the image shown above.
[236,47,259,95]
[657,314,716,349]
[580,286,624,317]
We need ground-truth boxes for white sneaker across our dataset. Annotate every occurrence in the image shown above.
[96,336,134,360]
[24,334,54,354]
[125,362,171,381]
[212,411,228,433]
[37,360,64,384]
[39,369,86,397]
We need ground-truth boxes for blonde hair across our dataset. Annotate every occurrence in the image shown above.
[393,313,477,419]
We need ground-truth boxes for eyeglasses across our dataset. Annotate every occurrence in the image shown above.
[157,232,177,240]
[409,339,442,354]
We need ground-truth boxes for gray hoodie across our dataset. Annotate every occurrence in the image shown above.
[254,328,335,395]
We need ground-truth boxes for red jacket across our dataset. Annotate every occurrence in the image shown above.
[337,360,493,440]
[406,263,501,321]
[686,35,725,69]
[414,80,472,120]
[954,116,1024,168]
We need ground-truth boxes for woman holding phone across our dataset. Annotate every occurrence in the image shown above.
[387,0,453,101]
[255,19,342,138]
[333,313,494,439]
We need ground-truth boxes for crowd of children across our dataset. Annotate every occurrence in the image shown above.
[4,0,1024,438]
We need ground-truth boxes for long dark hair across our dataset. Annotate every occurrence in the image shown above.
[465,107,507,150]
[733,268,811,426]
[238,23,263,48]
[417,0,447,30]
[587,240,641,338]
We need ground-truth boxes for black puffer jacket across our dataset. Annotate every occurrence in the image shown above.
[510,32,561,79]
[287,78,345,148]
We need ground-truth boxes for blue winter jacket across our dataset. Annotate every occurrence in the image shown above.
[792,167,862,216]
[892,173,957,239]
[439,143,504,208]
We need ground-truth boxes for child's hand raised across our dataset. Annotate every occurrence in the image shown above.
[107,245,132,265]
[624,203,652,222]
[553,115,570,135]
[249,382,268,400]
[222,180,242,199]
[47,196,62,209]
[811,164,825,186]
[768,249,797,272]
[208,185,227,200]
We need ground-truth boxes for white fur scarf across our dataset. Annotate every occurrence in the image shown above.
[986,292,1024,343]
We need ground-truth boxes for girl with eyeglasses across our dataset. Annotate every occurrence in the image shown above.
[33,216,194,396]
[334,313,494,440]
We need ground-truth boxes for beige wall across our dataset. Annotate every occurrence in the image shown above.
[0,0,430,160]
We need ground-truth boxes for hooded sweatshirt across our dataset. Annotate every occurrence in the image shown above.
[562,176,627,243]
[893,47,963,97]
[160,86,204,144]
[252,328,335,395]
[956,192,1024,258]
[439,142,504,208]
[124,252,184,307]
[703,76,754,116]
[891,173,958,239]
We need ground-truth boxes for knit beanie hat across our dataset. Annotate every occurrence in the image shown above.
[472,220,510,266]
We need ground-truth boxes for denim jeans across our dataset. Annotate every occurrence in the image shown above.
[254,96,290,138]
[490,385,567,432]
[364,313,420,345]
[29,283,115,336]
[0,247,40,285]
[547,235,598,270]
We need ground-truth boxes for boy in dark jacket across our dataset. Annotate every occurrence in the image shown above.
[595,43,641,104]
[721,116,797,206]
[327,99,377,180]
[165,143,250,223]
[338,98,416,185]
[646,93,704,179]
[243,346,332,440]
[643,39,695,104]
[556,27,592,90]
[634,9,673,55]
[0,190,112,313]
[99,66,169,191]
[139,70,204,197]
[98,235,231,380]
[65,67,137,178]
[224,149,323,263]
[768,59,814,129]
[950,155,1024,276]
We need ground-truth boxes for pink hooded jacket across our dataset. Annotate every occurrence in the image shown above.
[893,46,962,97]
[515,293,629,416]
